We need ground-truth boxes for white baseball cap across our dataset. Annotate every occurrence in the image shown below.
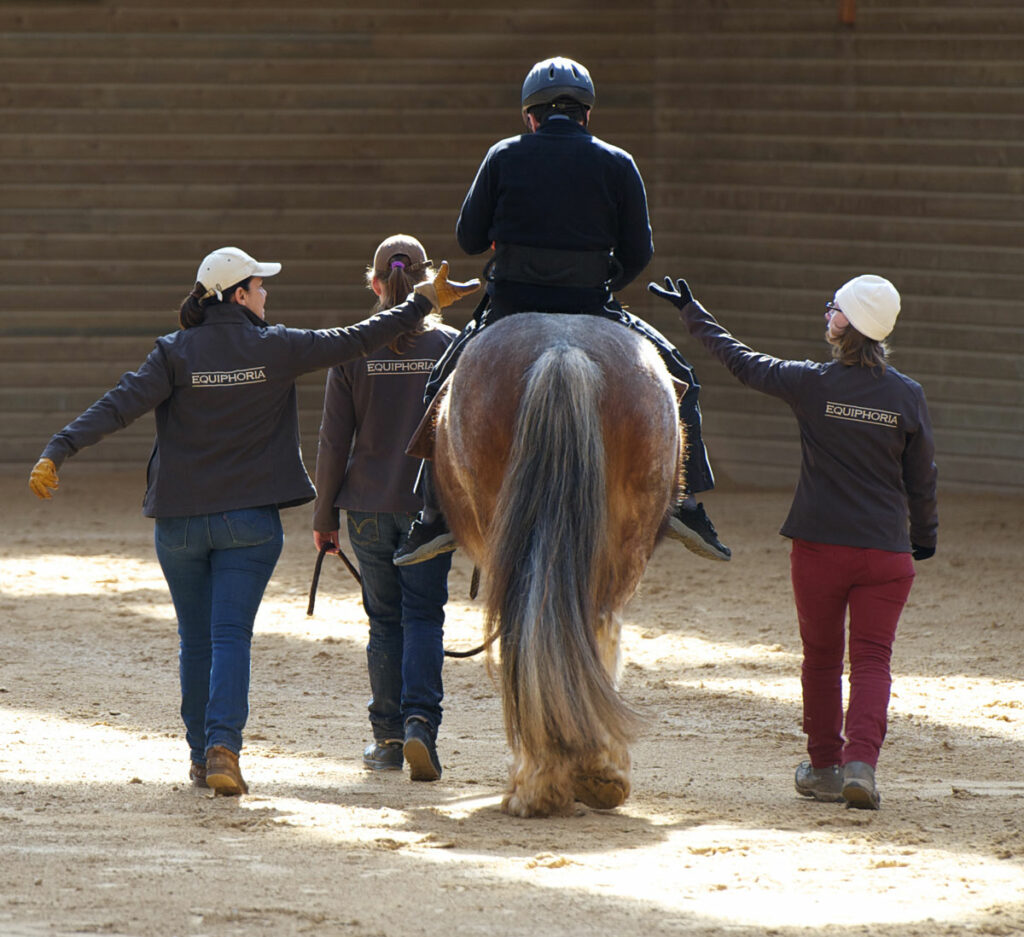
[834,274,900,341]
[196,246,282,300]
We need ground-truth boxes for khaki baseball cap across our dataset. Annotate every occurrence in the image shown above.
[372,234,429,278]
[197,246,281,298]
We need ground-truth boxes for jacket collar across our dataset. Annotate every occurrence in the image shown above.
[200,301,268,329]
[534,118,591,140]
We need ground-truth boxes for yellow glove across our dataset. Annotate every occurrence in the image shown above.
[29,457,60,500]
[414,261,481,311]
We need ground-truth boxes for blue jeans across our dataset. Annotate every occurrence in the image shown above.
[346,511,452,741]
[155,507,283,764]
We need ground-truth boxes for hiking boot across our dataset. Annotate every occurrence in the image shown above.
[189,761,208,789]
[794,761,844,802]
[667,502,731,561]
[204,745,249,796]
[403,717,441,782]
[842,760,881,810]
[393,516,456,566]
[363,739,404,771]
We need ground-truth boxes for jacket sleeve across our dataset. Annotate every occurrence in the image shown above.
[680,301,805,404]
[610,155,654,291]
[285,293,431,375]
[40,344,174,469]
[903,387,939,549]
[456,146,498,255]
[312,366,356,533]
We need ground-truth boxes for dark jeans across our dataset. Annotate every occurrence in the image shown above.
[346,511,452,741]
[790,539,915,769]
[424,299,715,495]
[154,506,283,764]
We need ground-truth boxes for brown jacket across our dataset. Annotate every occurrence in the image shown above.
[313,323,457,530]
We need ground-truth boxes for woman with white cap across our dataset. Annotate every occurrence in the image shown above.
[649,272,937,810]
[27,245,478,796]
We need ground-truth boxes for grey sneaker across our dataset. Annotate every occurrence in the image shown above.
[393,516,456,567]
[842,760,881,810]
[363,739,403,771]
[667,502,731,561]
[794,761,844,802]
[403,717,441,781]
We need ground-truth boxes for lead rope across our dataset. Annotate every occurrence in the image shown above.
[306,544,491,658]
[306,541,360,615]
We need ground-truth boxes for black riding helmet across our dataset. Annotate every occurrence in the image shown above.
[521,57,595,113]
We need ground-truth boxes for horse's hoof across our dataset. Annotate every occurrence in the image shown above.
[502,791,542,818]
[573,775,628,810]
[502,790,576,818]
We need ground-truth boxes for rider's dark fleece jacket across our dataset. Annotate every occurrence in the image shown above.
[457,116,654,314]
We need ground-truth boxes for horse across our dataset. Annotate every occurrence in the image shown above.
[429,312,683,817]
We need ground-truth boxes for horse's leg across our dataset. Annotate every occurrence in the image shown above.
[592,610,624,686]
[572,610,632,810]
[503,746,578,818]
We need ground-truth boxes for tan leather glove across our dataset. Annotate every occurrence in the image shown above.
[414,261,481,311]
[29,457,59,500]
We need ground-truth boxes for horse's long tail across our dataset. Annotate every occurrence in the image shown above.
[485,341,636,759]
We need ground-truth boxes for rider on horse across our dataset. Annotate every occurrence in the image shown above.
[393,56,731,567]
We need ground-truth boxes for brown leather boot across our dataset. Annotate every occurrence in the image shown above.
[189,761,208,788]
[205,745,249,796]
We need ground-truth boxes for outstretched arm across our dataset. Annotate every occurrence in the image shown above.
[289,263,480,374]
[30,344,175,495]
[648,276,804,403]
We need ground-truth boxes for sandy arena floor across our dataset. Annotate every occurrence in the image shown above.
[1,472,1022,937]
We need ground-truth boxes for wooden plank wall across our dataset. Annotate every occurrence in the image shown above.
[650,0,1024,494]
[1,0,1021,496]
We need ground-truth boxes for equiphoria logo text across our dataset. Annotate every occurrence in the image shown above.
[366,359,435,375]
[192,367,268,387]
[825,401,900,427]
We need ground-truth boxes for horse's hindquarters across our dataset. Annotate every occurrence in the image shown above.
[434,314,679,817]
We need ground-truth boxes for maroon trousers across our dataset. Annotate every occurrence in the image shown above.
[790,539,915,769]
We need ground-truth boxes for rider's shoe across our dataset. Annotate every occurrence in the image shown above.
[666,502,731,561]
[393,516,456,567]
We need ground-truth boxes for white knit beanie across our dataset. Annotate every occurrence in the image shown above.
[834,275,900,341]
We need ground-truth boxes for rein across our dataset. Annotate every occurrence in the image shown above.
[306,542,490,658]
